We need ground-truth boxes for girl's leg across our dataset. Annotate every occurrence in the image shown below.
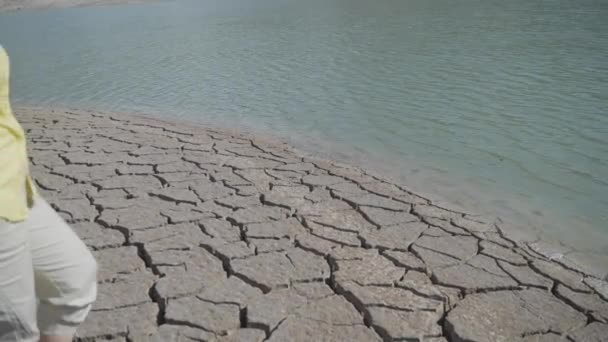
[0,218,39,341]
[26,198,97,341]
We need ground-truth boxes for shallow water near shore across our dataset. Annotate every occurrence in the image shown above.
[1,0,607,252]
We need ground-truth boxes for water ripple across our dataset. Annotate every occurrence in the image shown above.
[1,0,607,250]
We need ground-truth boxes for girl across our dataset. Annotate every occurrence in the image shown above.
[0,45,97,342]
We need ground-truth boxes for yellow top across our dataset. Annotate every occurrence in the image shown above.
[0,46,36,222]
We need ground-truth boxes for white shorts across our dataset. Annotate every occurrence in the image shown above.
[0,198,97,341]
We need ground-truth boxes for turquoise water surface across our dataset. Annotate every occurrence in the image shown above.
[1,0,607,251]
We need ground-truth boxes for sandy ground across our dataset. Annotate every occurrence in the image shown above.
[0,0,157,12]
[17,105,608,341]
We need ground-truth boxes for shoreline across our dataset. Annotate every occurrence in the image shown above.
[26,104,608,254]
[21,104,608,258]
[18,105,608,340]
[0,0,158,12]
[2,0,605,257]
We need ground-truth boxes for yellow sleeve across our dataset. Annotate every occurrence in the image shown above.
[0,46,36,221]
[0,46,10,115]
[0,46,22,137]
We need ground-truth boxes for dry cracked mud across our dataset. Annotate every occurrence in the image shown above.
[19,107,608,342]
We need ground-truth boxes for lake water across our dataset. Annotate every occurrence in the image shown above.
[1,0,607,252]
